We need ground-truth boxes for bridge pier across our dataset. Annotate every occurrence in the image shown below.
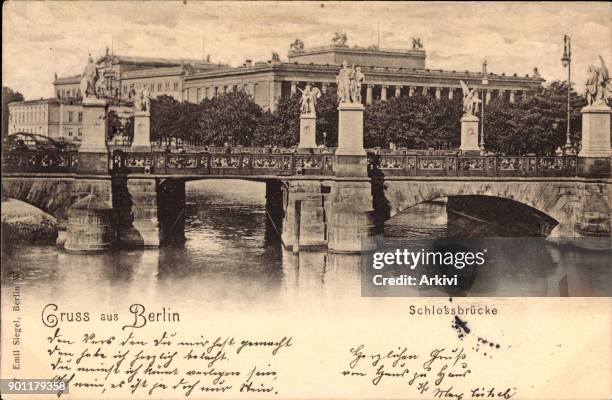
[114,178,160,248]
[279,180,328,252]
[327,180,375,253]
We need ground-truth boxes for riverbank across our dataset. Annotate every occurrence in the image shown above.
[1,199,58,243]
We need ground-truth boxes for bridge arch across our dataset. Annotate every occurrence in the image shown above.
[1,177,113,221]
[378,179,588,229]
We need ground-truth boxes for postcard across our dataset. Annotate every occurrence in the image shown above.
[1,2,610,399]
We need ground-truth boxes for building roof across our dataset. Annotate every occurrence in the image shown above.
[183,61,544,88]
[8,98,60,107]
[54,74,81,84]
[288,44,426,58]
[97,54,219,68]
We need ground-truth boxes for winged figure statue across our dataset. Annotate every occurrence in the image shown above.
[460,80,481,116]
[585,55,611,106]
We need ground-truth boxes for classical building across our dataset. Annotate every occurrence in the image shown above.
[8,98,83,141]
[182,42,544,111]
[19,37,544,141]
[53,49,224,101]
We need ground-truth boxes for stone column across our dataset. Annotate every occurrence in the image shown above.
[298,112,317,149]
[448,88,454,100]
[408,86,414,97]
[498,89,505,100]
[78,97,108,174]
[578,102,611,176]
[435,87,441,100]
[269,81,282,112]
[381,85,388,101]
[290,81,297,96]
[366,85,373,105]
[422,86,429,96]
[510,90,516,104]
[485,90,492,104]
[336,102,367,177]
[395,86,401,97]
[322,82,329,94]
[132,111,151,151]
[522,91,528,101]
[460,114,480,152]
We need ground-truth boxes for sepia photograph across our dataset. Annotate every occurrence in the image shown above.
[1,1,611,399]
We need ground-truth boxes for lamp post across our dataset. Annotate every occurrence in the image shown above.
[480,60,488,152]
[561,34,572,152]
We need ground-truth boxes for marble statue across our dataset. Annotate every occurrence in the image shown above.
[336,61,353,103]
[332,32,348,46]
[80,54,99,99]
[298,83,322,114]
[290,39,304,52]
[337,61,365,104]
[351,66,365,103]
[134,88,151,112]
[271,51,281,62]
[585,55,611,106]
[460,80,481,116]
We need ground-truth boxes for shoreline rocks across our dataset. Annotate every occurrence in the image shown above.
[1,199,58,243]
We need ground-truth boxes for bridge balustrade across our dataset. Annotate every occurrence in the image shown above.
[371,153,578,177]
[110,151,335,176]
[1,150,79,173]
[0,148,580,178]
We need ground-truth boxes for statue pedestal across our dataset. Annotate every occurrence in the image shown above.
[79,98,108,174]
[578,102,611,177]
[460,114,480,152]
[298,112,317,149]
[335,102,367,177]
[579,102,611,157]
[132,111,151,151]
[80,98,107,152]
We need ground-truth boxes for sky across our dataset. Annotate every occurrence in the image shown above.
[3,1,611,99]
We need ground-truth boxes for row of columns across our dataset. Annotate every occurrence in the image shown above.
[288,80,528,105]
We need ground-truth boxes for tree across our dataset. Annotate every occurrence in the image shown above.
[253,94,299,147]
[196,90,262,146]
[150,95,184,144]
[484,81,586,155]
[364,94,462,149]
[2,87,25,140]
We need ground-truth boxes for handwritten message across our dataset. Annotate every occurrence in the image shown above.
[46,327,292,397]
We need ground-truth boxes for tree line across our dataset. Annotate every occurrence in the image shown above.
[5,79,585,156]
[144,80,586,156]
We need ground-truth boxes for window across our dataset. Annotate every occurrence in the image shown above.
[68,111,73,123]
[158,83,162,91]
[123,85,127,94]
[78,128,82,136]
[165,82,170,91]
[78,112,82,123]
[68,130,73,137]
[173,82,179,91]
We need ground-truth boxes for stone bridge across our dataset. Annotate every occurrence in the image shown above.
[2,96,610,252]
[2,150,610,252]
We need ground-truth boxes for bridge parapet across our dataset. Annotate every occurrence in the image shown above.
[2,148,607,178]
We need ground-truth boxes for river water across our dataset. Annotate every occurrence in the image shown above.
[1,180,610,311]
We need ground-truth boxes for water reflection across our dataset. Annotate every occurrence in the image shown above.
[1,180,610,309]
